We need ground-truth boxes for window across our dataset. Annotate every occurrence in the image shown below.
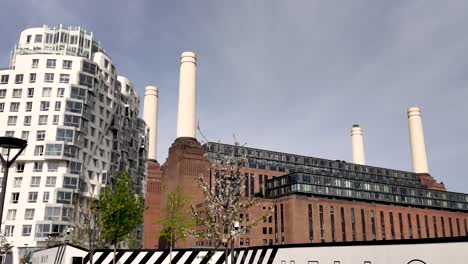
[11,192,19,203]
[56,129,74,142]
[4,225,14,237]
[417,215,422,238]
[45,33,53,43]
[14,178,22,188]
[38,115,48,125]
[104,59,109,68]
[5,131,14,137]
[36,131,46,141]
[34,34,42,43]
[46,59,56,68]
[0,102,4,112]
[42,87,52,97]
[65,100,82,113]
[0,89,6,98]
[22,225,32,236]
[40,101,50,111]
[449,217,454,237]
[6,209,16,220]
[28,192,38,202]
[433,216,438,238]
[26,102,32,111]
[0,75,9,84]
[44,73,54,82]
[15,74,23,84]
[408,214,413,239]
[380,211,386,240]
[34,145,44,156]
[52,115,59,125]
[370,210,376,240]
[29,73,36,83]
[57,87,65,97]
[12,89,22,99]
[43,192,49,202]
[389,212,395,239]
[32,59,39,68]
[24,116,31,126]
[16,163,25,172]
[45,144,62,156]
[31,177,41,187]
[63,60,72,69]
[26,35,32,43]
[21,131,29,140]
[35,224,51,237]
[425,215,430,238]
[69,161,81,174]
[27,88,34,97]
[7,116,17,126]
[33,162,43,172]
[55,101,61,111]
[46,176,56,187]
[59,74,70,83]
[308,204,313,242]
[24,209,35,220]
[48,161,59,172]
[10,102,20,112]
[319,205,324,242]
[56,191,72,204]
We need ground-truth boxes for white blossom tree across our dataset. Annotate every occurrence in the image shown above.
[190,149,268,263]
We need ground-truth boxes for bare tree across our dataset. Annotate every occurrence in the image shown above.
[0,232,12,264]
[190,150,267,263]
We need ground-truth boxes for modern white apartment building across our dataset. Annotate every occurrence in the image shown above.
[0,25,148,262]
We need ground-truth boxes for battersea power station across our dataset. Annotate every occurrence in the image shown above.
[142,51,468,249]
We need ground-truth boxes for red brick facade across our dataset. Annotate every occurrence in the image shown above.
[144,138,468,249]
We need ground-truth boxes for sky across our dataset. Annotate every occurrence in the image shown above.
[1,0,467,192]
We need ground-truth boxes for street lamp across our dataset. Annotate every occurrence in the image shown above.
[0,137,27,230]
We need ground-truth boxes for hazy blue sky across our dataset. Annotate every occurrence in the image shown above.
[1,0,467,192]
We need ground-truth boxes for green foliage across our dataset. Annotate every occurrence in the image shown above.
[98,171,144,247]
[160,186,194,247]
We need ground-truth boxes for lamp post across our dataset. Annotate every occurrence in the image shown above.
[0,137,27,230]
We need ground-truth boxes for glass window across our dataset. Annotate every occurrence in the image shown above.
[10,102,20,112]
[16,163,25,172]
[46,176,56,187]
[59,74,70,83]
[57,88,65,97]
[30,177,41,187]
[65,100,82,113]
[63,60,72,69]
[25,102,32,111]
[7,116,17,126]
[0,102,4,112]
[15,74,23,84]
[12,89,22,98]
[48,161,59,172]
[35,224,50,237]
[55,101,61,111]
[29,73,36,83]
[52,115,59,125]
[33,162,43,172]
[40,101,50,111]
[0,89,6,98]
[28,192,38,202]
[38,115,48,125]
[42,87,52,97]
[0,75,9,84]
[43,191,49,202]
[56,191,72,204]
[11,193,19,203]
[4,225,14,237]
[46,59,56,68]
[34,34,42,43]
[45,144,62,156]
[24,116,31,126]
[27,88,34,97]
[32,59,39,68]
[6,209,16,220]
[56,128,74,142]
[44,73,54,82]
[21,131,29,140]
[22,225,32,236]
[34,145,44,156]
[24,209,35,220]
[5,131,14,137]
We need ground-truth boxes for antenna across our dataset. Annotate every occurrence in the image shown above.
[233,133,240,146]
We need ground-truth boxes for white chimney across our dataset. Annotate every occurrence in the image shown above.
[351,124,366,165]
[407,106,429,174]
[176,51,197,139]
[143,85,158,161]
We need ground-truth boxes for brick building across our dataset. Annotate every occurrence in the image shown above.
[142,51,468,249]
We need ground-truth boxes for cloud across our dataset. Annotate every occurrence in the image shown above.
[1,0,467,192]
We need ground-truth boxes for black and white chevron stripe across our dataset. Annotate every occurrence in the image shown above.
[82,248,278,264]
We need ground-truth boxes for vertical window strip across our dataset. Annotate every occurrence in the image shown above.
[308,204,313,242]
[361,209,366,241]
[330,206,336,242]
